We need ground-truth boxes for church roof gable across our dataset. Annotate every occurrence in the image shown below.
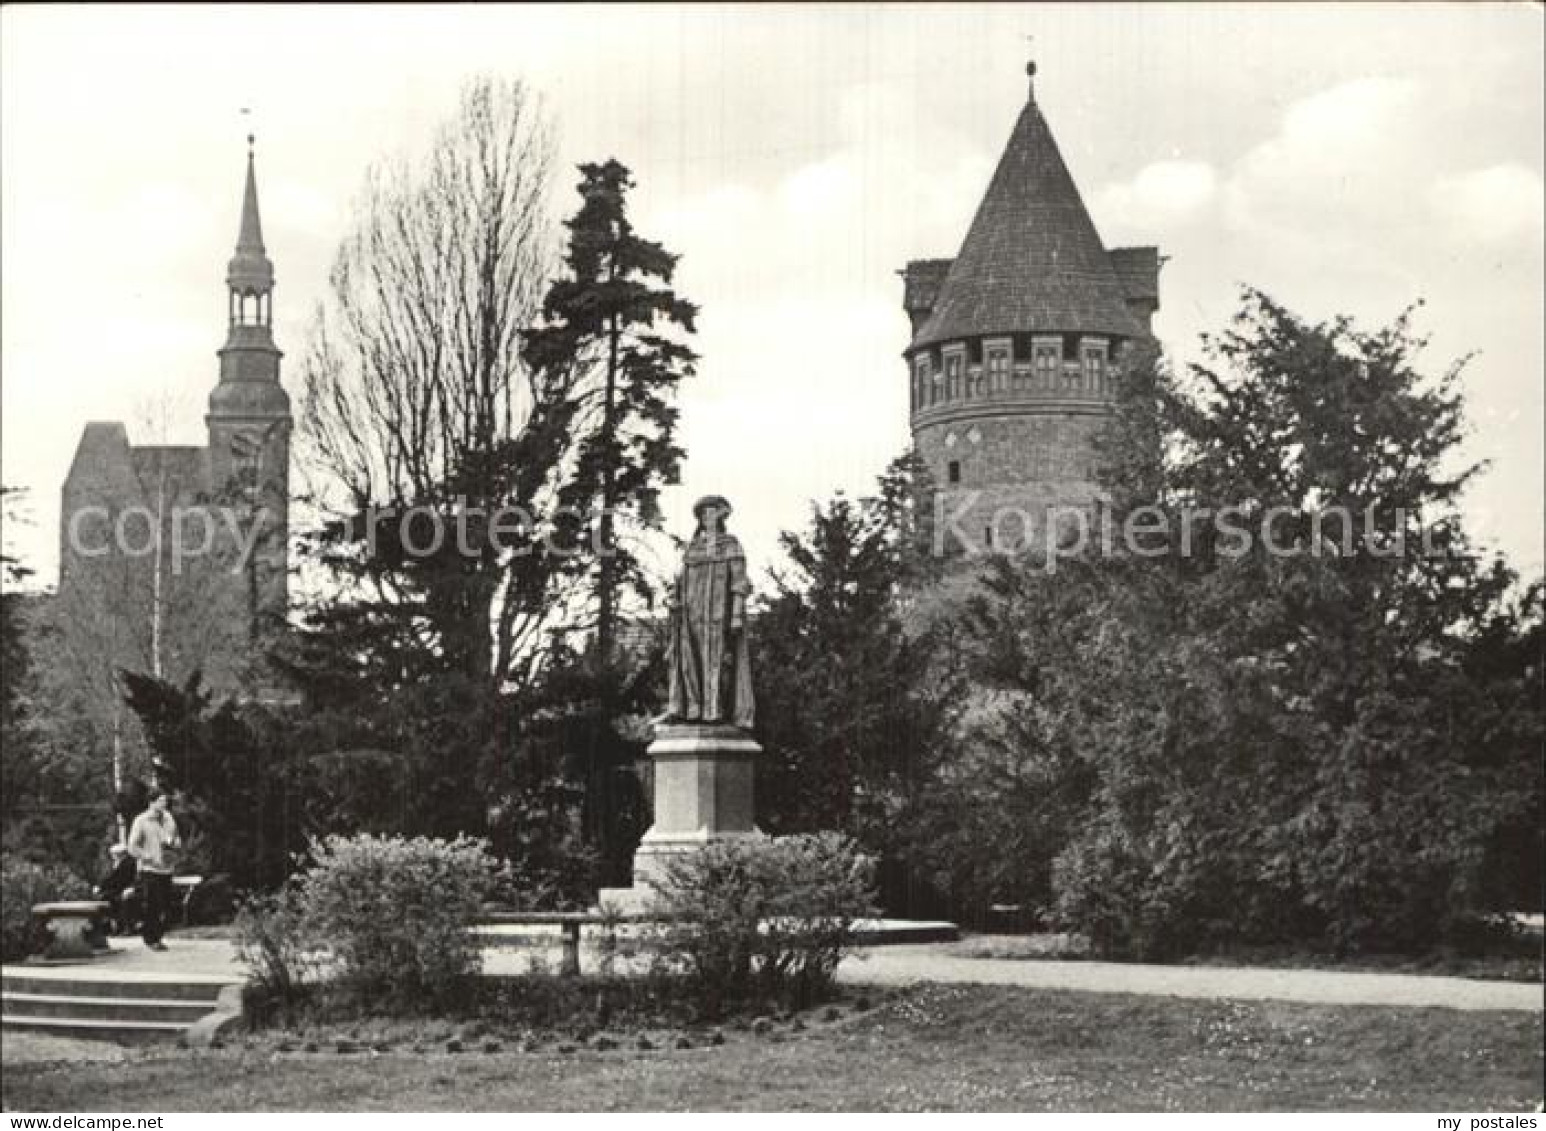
[63,422,136,495]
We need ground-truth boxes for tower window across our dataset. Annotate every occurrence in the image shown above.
[1033,339,1060,390]
[987,345,1010,394]
[1082,340,1109,395]
[945,352,963,400]
[947,460,961,484]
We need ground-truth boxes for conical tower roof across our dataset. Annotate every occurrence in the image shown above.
[226,140,274,292]
[910,86,1141,350]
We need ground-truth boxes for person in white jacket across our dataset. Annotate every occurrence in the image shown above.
[127,791,179,950]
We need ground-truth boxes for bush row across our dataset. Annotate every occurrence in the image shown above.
[237,830,875,1023]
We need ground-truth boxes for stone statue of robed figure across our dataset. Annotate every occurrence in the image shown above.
[599,493,762,911]
[662,494,756,731]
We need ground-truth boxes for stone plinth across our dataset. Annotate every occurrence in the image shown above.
[30,902,111,962]
[597,723,762,913]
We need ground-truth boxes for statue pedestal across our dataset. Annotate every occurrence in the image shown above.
[597,723,762,913]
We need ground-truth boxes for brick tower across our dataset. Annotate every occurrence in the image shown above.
[901,64,1160,555]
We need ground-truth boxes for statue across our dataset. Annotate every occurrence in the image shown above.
[662,494,755,730]
[600,493,763,910]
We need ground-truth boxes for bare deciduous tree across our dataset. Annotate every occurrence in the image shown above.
[298,76,584,691]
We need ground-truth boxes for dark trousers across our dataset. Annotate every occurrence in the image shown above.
[141,871,174,945]
[108,886,141,935]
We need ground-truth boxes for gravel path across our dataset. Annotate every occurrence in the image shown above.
[838,946,1544,1011]
[8,937,1540,1014]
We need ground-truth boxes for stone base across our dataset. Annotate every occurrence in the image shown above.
[31,902,111,962]
[596,724,763,915]
[598,830,767,914]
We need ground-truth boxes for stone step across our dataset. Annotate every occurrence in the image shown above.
[2,991,216,1024]
[1,967,240,1043]
[1,972,230,1003]
[0,1013,191,1043]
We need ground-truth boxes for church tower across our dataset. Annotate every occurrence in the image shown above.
[206,137,291,620]
[901,64,1161,554]
[59,138,294,700]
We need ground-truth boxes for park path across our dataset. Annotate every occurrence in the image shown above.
[837,945,1543,1012]
[9,937,1539,1013]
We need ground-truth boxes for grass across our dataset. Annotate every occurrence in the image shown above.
[3,984,1541,1112]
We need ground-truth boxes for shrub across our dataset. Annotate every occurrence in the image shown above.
[646,832,877,1016]
[233,886,318,1026]
[484,780,600,912]
[1,853,91,961]
[1051,818,1194,961]
[295,833,500,1013]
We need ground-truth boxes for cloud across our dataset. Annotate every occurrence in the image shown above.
[1429,164,1545,244]
[1281,75,1420,150]
[779,156,861,220]
[1094,159,1217,236]
[1223,76,1426,246]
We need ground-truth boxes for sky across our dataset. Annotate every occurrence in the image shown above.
[3,3,1542,588]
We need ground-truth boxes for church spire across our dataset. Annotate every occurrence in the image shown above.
[237,136,265,252]
[226,135,274,296]
[213,136,285,398]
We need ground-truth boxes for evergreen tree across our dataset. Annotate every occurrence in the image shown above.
[754,455,957,873]
[523,159,698,664]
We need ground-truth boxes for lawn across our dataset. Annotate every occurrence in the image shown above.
[3,985,1540,1112]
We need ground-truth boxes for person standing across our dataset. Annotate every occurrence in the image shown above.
[127,792,179,950]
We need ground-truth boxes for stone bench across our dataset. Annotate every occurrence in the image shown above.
[479,911,637,977]
[31,901,112,961]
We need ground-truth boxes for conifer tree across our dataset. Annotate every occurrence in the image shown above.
[523,159,698,665]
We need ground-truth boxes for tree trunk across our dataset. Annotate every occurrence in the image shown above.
[595,306,621,665]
